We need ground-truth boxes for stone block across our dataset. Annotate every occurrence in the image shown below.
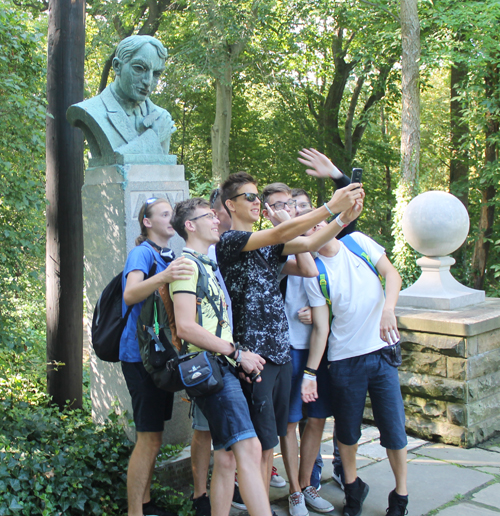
[446,356,467,380]
[468,391,500,427]
[399,371,467,402]
[399,330,466,357]
[403,394,448,420]
[404,415,466,446]
[477,327,500,354]
[468,347,500,379]
[468,369,500,401]
[447,403,467,426]
[401,350,447,377]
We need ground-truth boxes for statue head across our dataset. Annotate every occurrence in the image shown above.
[112,35,168,106]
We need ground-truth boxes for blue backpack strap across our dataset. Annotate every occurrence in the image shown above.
[340,234,383,282]
[314,256,333,324]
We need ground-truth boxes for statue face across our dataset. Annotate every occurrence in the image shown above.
[113,44,165,104]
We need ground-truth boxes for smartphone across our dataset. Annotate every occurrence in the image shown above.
[351,168,363,189]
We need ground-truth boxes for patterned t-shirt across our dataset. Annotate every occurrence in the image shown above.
[216,230,290,364]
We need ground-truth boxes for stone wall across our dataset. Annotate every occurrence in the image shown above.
[364,299,500,447]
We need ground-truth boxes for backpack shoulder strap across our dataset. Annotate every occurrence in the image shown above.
[314,256,333,324]
[340,234,383,282]
[183,253,227,339]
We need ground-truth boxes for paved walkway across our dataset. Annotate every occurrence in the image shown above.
[230,418,500,516]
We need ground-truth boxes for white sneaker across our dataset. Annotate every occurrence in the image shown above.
[302,485,334,513]
[289,491,309,516]
[270,466,287,488]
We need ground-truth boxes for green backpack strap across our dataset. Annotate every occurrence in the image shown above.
[183,253,227,339]
[339,234,383,282]
[314,256,333,324]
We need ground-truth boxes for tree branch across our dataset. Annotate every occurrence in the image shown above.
[359,0,399,23]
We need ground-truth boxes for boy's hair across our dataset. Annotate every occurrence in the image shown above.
[220,172,257,216]
[262,182,292,207]
[291,188,312,204]
[172,197,210,240]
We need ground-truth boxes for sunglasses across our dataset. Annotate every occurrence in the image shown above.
[210,189,220,209]
[143,197,158,218]
[229,192,260,202]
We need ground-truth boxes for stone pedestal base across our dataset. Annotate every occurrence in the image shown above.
[364,299,500,447]
[83,164,192,445]
[398,256,485,310]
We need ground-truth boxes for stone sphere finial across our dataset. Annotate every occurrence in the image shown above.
[402,191,469,257]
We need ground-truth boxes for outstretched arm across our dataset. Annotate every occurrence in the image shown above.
[376,255,402,345]
[241,184,362,252]
[281,254,318,278]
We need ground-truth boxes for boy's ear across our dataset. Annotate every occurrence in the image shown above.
[262,208,270,220]
[185,220,196,234]
[225,199,236,214]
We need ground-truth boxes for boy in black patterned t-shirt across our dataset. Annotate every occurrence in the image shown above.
[216,171,363,498]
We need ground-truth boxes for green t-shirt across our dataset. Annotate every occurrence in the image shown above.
[169,253,233,354]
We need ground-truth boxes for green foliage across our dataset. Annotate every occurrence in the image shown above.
[0,6,47,350]
[0,347,193,516]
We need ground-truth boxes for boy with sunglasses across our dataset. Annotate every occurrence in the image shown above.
[215,172,363,509]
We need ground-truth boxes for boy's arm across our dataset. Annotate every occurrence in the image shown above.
[282,196,363,255]
[173,292,265,374]
[281,254,318,278]
[376,255,402,345]
[123,257,194,306]
[241,184,362,252]
[301,304,330,403]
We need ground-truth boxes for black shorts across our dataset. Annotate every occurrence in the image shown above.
[121,361,174,433]
[241,360,292,451]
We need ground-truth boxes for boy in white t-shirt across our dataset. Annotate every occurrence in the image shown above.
[299,152,408,516]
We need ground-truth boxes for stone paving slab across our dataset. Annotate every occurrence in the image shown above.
[417,443,500,467]
[436,502,500,515]
[472,482,500,509]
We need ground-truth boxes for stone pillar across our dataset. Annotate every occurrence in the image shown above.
[364,299,500,447]
[83,163,192,445]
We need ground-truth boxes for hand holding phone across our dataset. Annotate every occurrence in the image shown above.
[351,168,363,189]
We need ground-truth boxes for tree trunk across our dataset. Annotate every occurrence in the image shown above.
[46,0,85,409]
[211,67,232,184]
[471,65,498,290]
[400,0,420,188]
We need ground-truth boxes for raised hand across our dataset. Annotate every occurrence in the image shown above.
[298,148,343,179]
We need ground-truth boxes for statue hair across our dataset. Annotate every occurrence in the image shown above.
[116,35,168,64]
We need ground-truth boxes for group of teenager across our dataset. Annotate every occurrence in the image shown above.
[118,148,410,516]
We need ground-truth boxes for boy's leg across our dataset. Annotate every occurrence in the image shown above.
[386,448,408,496]
[210,449,237,516]
[336,440,358,484]
[280,422,301,494]
[191,429,212,496]
[298,417,326,489]
[233,438,272,516]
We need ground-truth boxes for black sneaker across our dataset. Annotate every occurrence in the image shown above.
[386,490,408,516]
[143,500,177,516]
[191,492,211,516]
[231,483,247,510]
[343,477,369,516]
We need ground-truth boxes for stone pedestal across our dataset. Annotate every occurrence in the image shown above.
[83,163,192,445]
[364,299,500,447]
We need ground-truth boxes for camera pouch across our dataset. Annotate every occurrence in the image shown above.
[380,342,402,368]
[178,351,224,398]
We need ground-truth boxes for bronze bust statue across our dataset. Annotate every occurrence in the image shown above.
[67,35,176,167]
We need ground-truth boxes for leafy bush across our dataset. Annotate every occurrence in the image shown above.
[0,348,193,516]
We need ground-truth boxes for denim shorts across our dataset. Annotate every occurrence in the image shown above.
[192,402,210,432]
[240,360,292,451]
[289,348,332,423]
[194,364,257,451]
[328,351,407,450]
[121,361,174,433]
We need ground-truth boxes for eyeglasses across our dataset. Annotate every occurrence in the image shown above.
[229,192,260,202]
[189,212,218,222]
[143,197,158,218]
[210,188,220,209]
[268,199,297,210]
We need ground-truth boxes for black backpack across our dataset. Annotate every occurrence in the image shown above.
[137,253,226,392]
[91,259,157,362]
